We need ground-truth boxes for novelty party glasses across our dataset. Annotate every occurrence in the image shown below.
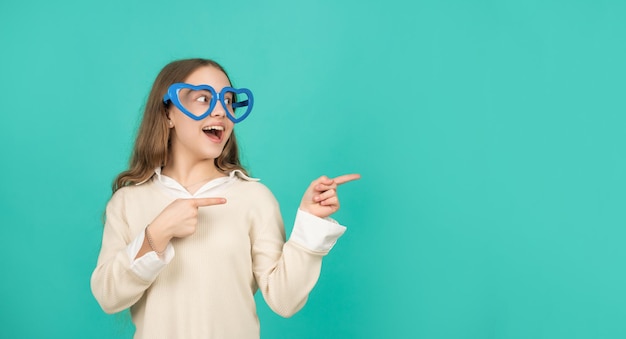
[163,83,254,123]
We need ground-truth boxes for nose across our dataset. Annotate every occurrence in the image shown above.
[210,100,226,118]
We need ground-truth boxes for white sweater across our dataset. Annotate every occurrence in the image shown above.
[91,171,346,339]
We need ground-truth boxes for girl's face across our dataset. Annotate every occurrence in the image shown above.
[167,66,234,162]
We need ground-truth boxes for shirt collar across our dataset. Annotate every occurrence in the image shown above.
[143,167,258,198]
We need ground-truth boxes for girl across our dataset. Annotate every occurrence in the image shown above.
[90,58,359,339]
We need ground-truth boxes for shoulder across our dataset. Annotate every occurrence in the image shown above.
[228,178,283,223]
[230,177,276,200]
[224,177,283,215]
[107,179,159,208]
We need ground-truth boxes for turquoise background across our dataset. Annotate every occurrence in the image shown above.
[1,0,625,338]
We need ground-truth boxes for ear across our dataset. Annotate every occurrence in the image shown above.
[164,108,174,128]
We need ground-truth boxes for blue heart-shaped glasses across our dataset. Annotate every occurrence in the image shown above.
[163,83,254,123]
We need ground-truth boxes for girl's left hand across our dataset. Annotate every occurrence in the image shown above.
[299,173,361,218]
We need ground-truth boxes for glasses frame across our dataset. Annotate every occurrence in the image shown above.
[163,83,254,123]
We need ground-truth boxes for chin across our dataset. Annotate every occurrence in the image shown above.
[202,146,226,160]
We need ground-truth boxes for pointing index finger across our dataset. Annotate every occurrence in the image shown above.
[332,174,361,185]
[193,197,227,207]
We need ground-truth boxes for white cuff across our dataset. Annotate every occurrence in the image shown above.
[289,209,347,253]
[126,228,175,282]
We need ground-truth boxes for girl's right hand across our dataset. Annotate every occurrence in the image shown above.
[135,197,226,259]
[151,197,227,240]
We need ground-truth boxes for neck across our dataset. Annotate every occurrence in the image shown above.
[161,158,225,189]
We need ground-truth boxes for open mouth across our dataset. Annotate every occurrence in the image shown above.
[202,125,224,142]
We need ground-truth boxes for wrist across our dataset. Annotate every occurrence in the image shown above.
[145,224,171,256]
[298,204,311,215]
[148,220,174,241]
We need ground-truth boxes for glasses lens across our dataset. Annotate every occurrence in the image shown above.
[177,88,214,118]
[223,89,251,121]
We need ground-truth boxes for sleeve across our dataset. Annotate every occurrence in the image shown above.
[90,191,170,314]
[126,229,174,282]
[251,187,346,318]
[289,209,347,252]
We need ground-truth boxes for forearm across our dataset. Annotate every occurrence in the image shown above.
[93,226,174,313]
[256,241,324,317]
[91,250,153,314]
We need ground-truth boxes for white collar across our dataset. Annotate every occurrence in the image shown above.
[141,167,258,198]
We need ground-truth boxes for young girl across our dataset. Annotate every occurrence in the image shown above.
[91,58,359,338]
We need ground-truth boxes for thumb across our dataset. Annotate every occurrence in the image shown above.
[192,197,227,207]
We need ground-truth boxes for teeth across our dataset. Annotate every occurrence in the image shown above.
[202,126,224,131]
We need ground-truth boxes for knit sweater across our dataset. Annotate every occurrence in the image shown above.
[91,173,345,338]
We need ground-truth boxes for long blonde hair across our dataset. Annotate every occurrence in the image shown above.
[112,58,248,193]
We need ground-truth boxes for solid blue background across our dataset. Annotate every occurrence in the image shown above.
[1,0,625,338]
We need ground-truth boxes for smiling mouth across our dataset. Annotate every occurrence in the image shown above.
[202,125,224,141]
